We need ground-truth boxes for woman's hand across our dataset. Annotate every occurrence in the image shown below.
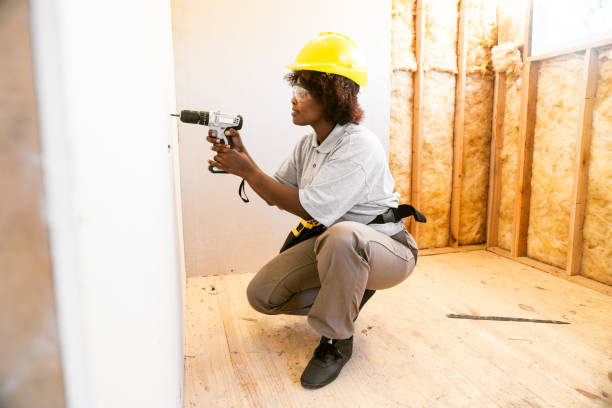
[206,128,247,153]
[208,141,257,179]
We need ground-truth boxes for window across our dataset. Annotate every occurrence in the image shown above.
[531,0,612,55]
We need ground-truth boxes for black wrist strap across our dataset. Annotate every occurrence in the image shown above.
[238,179,249,203]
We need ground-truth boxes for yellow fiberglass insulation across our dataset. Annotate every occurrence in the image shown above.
[389,71,414,212]
[581,48,612,285]
[497,0,526,45]
[423,0,459,73]
[497,75,521,250]
[391,0,417,72]
[459,74,494,244]
[491,44,522,77]
[527,54,583,267]
[419,71,456,248]
[465,0,498,75]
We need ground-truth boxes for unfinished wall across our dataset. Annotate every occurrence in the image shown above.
[390,0,416,216]
[497,75,521,250]
[459,74,494,244]
[497,0,526,45]
[493,0,526,250]
[458,0,497,244]
[420,71,456,247]
[581,47,612,285]
[418,0,459,248]
[527,54,584,267]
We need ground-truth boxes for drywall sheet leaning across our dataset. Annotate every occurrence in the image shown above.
[390,0,416,215]
[527,54,583,267]
[497,0,527,45]
[459,74,494,244]
[581,48,612,285]
[497,75,521,250]
[419,71,456,248]
[390,72,414,209]
[423,0,459,73]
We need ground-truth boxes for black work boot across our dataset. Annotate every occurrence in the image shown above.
[300,336,353,389]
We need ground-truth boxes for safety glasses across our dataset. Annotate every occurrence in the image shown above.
[292,84,311,102]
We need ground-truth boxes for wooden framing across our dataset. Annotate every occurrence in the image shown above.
[449,0,468,247]
[511,60,538,257]
[410,0,425,242]
[566,49,600,276]
[484,0,610,290]
[528,37,612,63]
[511,0,535,257]
[420,244,486,257]
[485,72,507,248]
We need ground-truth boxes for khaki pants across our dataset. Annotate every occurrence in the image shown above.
[246,221,418,339]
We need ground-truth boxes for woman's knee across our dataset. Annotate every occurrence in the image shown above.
[246,271,276,315]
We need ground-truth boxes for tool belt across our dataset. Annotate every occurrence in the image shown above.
[279,204,426,253]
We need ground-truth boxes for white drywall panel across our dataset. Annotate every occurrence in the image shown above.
[172,0,391,276]
[30,1,184,407]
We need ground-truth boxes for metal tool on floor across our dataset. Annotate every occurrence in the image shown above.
[446,314,570,324]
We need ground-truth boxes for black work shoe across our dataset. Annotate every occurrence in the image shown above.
[300,336,353,389]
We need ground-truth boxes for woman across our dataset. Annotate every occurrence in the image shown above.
[207,32,421,389]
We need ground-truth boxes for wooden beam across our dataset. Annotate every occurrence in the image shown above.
[511,62,538,257]
[511,0,536,257]
[411,0,425,242]
[528,37,612,63]
[486,72,507,248]
[420,244,486,257]
[566,49,599,276]
[450,0,468,248]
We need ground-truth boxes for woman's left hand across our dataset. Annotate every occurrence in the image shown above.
[208,143,256,179]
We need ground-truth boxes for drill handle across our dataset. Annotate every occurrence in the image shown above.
[208,126,237,174]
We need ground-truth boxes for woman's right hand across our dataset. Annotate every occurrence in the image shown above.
[206,128,247,153]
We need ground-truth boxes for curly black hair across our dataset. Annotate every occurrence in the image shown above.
[285,70,364,125]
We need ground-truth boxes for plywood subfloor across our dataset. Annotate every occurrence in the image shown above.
[184,251,612,408]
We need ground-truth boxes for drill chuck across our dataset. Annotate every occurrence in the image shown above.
[179,110,210,125]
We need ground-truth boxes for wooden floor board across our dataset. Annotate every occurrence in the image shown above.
[185,251,612,407]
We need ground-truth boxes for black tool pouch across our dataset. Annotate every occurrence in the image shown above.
[279,219,327,253]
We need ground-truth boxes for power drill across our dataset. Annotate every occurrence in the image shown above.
[172,110,243,174]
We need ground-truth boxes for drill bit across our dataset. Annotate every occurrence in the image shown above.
[170,113,179,117]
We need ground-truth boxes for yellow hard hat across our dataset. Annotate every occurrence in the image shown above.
[285,32,368,87]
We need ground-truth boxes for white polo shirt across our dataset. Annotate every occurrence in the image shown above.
[274,123,405,236]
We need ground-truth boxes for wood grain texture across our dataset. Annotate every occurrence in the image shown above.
[450,0,468,247]
[567,49,599,276]
[185,251,612,407]
[411,0,425,242]
[486,72,507,247]
[511,0,535,257]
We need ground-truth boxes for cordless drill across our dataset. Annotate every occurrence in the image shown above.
[172,110,243,174]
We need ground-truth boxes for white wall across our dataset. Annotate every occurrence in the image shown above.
[30,1,185,407]
[172,0,391,276]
